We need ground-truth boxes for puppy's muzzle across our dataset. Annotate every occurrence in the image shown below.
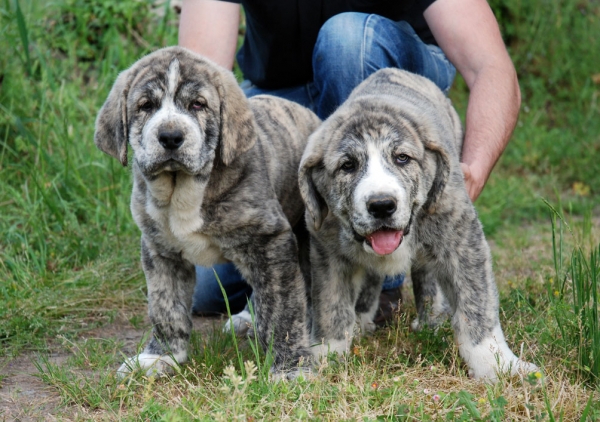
[367,195,397,220]
[158,129,185,151]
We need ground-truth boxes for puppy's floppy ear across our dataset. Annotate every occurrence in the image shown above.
[298,134,329,231]
[422,98,463,214]
[94,70,130,167]
[423,144,451,214]
[217,69,257,166]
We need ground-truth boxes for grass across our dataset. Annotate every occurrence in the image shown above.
[26,287,600,419]
[0,0,599,420]
[0,0,164,355]
[548,209,600,385]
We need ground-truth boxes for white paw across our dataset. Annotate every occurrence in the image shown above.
[361,321,377,335]
[410,317,421,331]
[411,312,449,332]
[357,313,376,335]
[468,356,539,383]
[310,338,350,360]
[223,310,253,336]
[117,353,181,378]
[459,325,538,383]
[505,358,539,377]
[270,366,312,382]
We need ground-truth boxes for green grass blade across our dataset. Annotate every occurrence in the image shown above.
[13,0,32,76]
[215,270,245,374]
[578,392,594,422]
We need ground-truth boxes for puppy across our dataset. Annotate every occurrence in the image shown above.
[94,47,320,378]
[298,68,538,382]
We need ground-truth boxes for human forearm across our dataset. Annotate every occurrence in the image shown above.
[178,0,240,69]
[425,0,520,201]
[460,63,521,201]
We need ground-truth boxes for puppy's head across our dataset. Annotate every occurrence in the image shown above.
[299,69,462,256]
[94,46,256,176]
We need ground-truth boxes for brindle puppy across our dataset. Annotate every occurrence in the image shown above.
[299,68,538,382]
[94,47,320,379]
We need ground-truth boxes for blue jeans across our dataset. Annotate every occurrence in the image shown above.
[192,12,456,315]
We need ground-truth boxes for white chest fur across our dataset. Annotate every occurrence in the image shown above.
[140,173,225,266]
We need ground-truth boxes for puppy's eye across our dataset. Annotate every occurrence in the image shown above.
[139,101,154,112]
[190,101,205,111]
[395,154,410,165]
[340,160,357,173]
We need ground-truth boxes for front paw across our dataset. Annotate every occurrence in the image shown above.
[270,364,313,382]
[462,336,539,383]
[117,353,181,378]
[469,356,539,383]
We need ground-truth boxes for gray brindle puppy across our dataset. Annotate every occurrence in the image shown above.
[299,68,538,382]
[94,47,320,378]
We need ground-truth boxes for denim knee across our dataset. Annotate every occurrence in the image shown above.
[314,12,367,74]
[312,13,422,118]
[313,12,455,118]
[313,12,369,118]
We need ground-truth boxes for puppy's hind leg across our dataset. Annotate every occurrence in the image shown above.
[224,304,253,337]
[411,266,451,332]
[223,219,312,340]
[355,272,385,335]
[118,238,196,377]
[229,226,312,380]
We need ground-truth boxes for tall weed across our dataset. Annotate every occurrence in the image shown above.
[549,207,600,385]
[0,0,178,353]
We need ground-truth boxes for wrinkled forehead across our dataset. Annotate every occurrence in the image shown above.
[128,57,221,103]
[324,110,426,161]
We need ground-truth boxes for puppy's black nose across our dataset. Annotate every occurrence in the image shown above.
[158,129,184,150]
[367,197,397,219]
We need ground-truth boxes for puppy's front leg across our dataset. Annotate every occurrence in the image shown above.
[309,244,358,359]
[118,237,196,377]
[432,216,538,382]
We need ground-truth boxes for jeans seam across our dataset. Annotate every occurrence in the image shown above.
[362,14,373,80]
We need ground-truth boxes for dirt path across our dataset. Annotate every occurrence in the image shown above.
[0,315,225,421]
[1,354,64,421]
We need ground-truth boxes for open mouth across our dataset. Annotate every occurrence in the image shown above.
[365,228,404,255]
[352,214,413,256]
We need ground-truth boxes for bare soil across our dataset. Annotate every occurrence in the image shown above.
[0,315,225,421]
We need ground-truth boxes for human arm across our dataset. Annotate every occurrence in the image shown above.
[178,0,241,70]
[424,0,521,202]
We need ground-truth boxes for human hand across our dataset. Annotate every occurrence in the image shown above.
[460,162,485,202]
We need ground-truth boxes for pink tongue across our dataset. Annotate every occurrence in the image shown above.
[366,230,403,255]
